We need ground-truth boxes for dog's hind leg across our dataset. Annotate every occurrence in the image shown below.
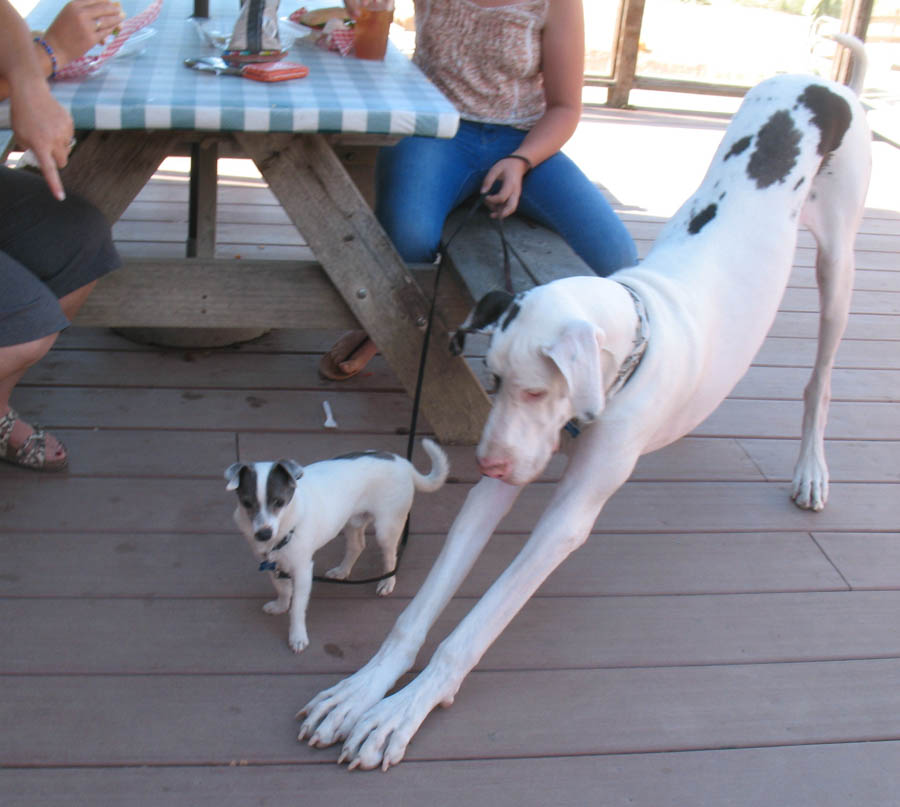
[371,510,409,597]
[326,515,369,580]
[793,140,870,510]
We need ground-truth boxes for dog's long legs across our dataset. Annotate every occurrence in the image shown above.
[297,477,522,747]
[338,442,640,770]
[793,150,868,510]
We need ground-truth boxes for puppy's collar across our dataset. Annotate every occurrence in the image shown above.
[258,528,294,572]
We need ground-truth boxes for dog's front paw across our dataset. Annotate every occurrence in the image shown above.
[791,458,829,511]
[337,678,443,771]
[324,565,349,580]
[289,631,310,653]
[298,668,391,748]
[263,599,290,615]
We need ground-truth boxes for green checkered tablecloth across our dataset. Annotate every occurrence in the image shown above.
[1,0,459,137]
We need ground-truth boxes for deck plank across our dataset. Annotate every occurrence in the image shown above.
[11,591,900,675]
[1,477,897,534]
[6,746,900,807]
[5,660,900,765]
[0,529,847,600]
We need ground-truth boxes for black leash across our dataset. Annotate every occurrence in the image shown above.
[310,193,532,585]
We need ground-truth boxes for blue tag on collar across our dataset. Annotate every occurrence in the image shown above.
[259,560,277,572]
[563,420,581,438]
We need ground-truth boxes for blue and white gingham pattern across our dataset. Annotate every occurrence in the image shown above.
[1,0,459,137]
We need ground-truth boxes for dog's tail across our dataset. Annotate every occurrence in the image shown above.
[409,438,450,493]
[830,33,868,95]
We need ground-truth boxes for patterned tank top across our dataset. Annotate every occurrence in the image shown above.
[412,0,550,128]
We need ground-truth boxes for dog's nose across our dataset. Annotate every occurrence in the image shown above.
[478,456,510,480]
[254,528,273,542]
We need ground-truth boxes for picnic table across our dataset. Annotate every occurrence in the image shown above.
[0,0,491,443]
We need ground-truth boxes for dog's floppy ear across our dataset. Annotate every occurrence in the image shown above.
[276,459,304,481]
[450,289,516,356]
[542,320,606,423]
[224,462,247,491]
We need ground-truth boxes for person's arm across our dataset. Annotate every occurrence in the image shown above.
[0,0,126,98]
[482,0,585,218]
[0,0,73,200]
[0,0,125,200]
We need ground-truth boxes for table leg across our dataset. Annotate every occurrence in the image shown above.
[59,131,181,224]
[236,131,491,445]
[187,140,218,259]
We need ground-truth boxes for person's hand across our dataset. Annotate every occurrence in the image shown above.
[43,0,125,67]
[481,156,530,219]
[343,0,363,19]
[10,78,73,200]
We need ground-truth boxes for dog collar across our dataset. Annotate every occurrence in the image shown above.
[606,282,649,399]
[561,283,648,441]
[258,528,294,572]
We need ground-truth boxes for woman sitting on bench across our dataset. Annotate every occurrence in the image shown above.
[320,0,637,380]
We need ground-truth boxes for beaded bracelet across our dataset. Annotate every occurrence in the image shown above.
[33,36,58,80]
[506,153,533,172]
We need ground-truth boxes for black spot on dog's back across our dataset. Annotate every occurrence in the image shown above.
[688,203,717,235]
[798,84,852,156]
[724,135,752,160]
[747,110,802,188]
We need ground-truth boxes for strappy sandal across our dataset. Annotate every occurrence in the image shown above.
[0,408,68,472]
[318,330,376,381]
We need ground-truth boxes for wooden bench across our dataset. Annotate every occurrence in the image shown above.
[441,205,595,303]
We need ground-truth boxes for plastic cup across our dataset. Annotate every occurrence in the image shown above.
[354,0,393,60]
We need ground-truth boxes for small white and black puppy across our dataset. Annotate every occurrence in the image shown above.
[225,439,449,653]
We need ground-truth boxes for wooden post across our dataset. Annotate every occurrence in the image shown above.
[187,140,218,259]
[607,0,646,108]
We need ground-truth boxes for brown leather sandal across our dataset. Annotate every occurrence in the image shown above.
[318,330,376,381]
[0,408,68,472]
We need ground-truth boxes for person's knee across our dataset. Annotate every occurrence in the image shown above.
[64,193,113,254]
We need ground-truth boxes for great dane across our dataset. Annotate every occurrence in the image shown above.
[298,36,872,769]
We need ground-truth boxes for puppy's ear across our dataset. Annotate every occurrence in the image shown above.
[542,320,606,423]
[224,462,246,491]
[276,459,304,481]
[450,289,516,356]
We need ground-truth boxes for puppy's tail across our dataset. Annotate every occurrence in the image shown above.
[830,33,868,95]
[409,438,450,493]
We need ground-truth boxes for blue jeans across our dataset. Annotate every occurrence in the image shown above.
[374,120,638,276]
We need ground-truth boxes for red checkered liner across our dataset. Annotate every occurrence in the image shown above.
[55,0,164,80]
[317,25,354,57]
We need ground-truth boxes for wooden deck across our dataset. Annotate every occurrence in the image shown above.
[2,106,900,805]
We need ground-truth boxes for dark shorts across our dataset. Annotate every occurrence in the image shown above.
[0,165,121,347]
